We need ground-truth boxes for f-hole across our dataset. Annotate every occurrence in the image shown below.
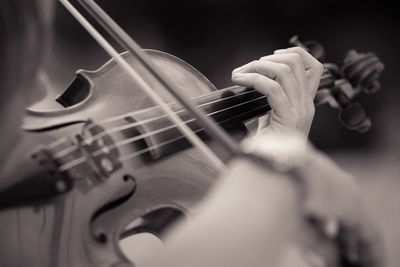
[56,74,91,108]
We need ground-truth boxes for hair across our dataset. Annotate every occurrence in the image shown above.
[0,0,53,102]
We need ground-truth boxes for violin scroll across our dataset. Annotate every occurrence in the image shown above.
[342,50,384,94]
[290,36,384,133]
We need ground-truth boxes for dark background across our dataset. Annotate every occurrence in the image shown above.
[43,1,399,266]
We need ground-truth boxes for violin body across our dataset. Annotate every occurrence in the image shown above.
[0,42,383,266]
[0,50,251,267]
[0,0,385,265]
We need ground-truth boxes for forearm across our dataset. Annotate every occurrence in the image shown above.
[140,159,302,267]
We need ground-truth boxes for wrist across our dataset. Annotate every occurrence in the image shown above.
[240,132,309,193]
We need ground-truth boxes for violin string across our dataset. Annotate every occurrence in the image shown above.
[96,86,244,128]
[59,103,267,172]
[49,68,332,151]
[47,136,73,150]
[48,70,330,153]
[58,95,267,171]
[49,67,330,151]
[118,131,202,162]
[45,86,246,151]
[81,95,266,158]
[91,96,265,157]
[50,88,258,158]
[89,70,330,137]
[118,102,262,163]
[60,0,226,170]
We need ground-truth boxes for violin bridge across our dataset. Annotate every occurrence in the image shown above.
[75,120,122,179]
[35,120,123,193]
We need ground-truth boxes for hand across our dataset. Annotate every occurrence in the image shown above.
[298,146,385,267]
[231,47,323,137]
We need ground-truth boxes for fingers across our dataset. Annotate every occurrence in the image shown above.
[233,60,300,108]
[231,72,292,122]
[231,47,323,136]
[275,47,324,97]
[259,53,314,116]
[260,53,308,97]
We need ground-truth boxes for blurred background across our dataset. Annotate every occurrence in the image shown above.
[41,0,399,266]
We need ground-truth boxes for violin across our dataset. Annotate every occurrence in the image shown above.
[0,1,384,267]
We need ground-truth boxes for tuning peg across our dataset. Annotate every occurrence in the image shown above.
[289,35,326,62]
[341,50,385,94]
[339,103,371,133]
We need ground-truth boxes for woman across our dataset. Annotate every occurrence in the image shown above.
[0,1,382,267]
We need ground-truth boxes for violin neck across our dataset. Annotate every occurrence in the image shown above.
[195,86,270,128]
[194,68,334,129]
[119,71,335,162]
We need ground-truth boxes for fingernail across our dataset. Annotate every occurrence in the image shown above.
[232,67,243,73]
[274,49,287,54]
[232,72,245,80]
